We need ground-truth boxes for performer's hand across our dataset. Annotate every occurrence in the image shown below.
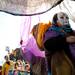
[66,36,75,43]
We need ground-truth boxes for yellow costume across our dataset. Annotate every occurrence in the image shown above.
[2,61,10,75]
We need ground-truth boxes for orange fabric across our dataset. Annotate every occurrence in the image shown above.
[31,21,52,50]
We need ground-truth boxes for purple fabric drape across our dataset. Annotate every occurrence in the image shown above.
[23,34,45,57]
[20,16,45,62]
[20,16,40,43]
[21,34,45,62]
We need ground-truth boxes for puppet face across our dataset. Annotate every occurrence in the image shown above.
[57,12,69,26]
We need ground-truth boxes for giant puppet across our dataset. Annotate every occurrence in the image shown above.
[21,12,75,75]
[43,12,75,75]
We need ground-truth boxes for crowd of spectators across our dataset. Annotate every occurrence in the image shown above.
[0,48,30,75]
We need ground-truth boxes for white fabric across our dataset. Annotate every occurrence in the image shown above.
[0,0,61,15]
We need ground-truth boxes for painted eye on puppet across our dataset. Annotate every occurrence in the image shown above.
[66,16,69,19]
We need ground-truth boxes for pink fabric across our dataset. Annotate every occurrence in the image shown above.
[22,34,45,57]
[20,16,46,59]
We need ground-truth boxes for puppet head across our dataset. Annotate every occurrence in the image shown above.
[52,12,69,26]
[52,12,73,34]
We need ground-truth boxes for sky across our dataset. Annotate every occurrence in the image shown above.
[0,12,23,65]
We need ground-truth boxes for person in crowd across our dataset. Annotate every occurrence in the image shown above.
[43,12,75,75]
[2,55,11,75]
[25,61,30,73]
[14,62,19,75]
[0,66,2,75]
[2,55,15,75]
